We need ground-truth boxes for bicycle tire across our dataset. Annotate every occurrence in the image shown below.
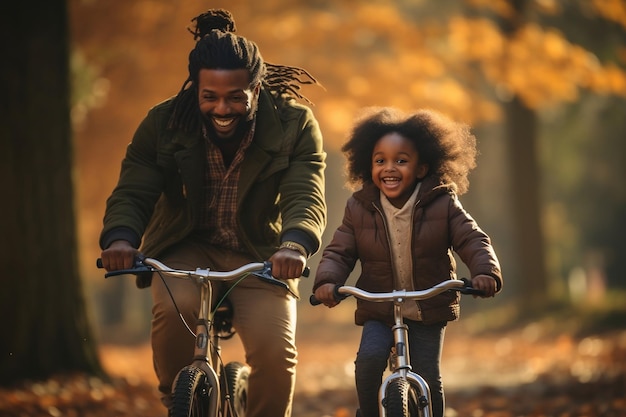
[170,365,212,417]
[383,378,423,417]
[222,361,250,417]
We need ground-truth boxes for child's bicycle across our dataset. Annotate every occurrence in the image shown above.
[97,256,306,417]
[310,279,483,417]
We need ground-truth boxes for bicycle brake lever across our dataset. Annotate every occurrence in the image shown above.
[251,264,299,298]
[96,255,153,278]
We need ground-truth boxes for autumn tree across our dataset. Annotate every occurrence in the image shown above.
[0,0,103,384]
[487,0,549,307]
[242,0,626,305]
[461,0,626,303]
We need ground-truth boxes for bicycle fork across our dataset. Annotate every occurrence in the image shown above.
[379,302,432,417]
[191,279,221,415]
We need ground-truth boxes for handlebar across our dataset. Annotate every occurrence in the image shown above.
[309,278,484,306]
[97,257,309,298]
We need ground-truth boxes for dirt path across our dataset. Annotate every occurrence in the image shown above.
[2,309,625,417]
[95,312,626,417]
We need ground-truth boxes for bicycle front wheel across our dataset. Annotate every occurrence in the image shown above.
[222,361,250,417]
[170,365,213,417]
[383,378,423,417]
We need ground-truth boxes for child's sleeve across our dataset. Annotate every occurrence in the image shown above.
[312,199,359,292]
[449,196,503,292]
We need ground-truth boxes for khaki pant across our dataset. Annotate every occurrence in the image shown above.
[150,240,298,417]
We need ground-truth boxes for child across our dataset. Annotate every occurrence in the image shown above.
[312,107,502,417]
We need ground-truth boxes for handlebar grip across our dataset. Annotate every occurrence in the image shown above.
[458,277,486,296]
[310,285,345,306]
[458,287,486,296]
[96,256,151,278]
[309,294,322,306]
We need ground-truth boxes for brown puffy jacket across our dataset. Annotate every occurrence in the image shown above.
[313,176,502,326]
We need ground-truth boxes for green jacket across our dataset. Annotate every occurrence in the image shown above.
[100,89,327,287]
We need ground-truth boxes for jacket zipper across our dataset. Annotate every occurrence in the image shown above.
[372,201,423,319]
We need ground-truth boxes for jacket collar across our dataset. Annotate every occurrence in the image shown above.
[253,89,286,152]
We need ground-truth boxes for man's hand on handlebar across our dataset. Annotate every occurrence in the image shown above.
[471,274,497,298]
[100,240,140,272]
[269,248,306,280]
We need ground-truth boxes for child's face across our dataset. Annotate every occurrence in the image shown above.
[371,132,428,208]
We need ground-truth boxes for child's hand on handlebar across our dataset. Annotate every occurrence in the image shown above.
[269,248,306,280]
[470,274,497,298]
[100,240,140,272]
[314,283,340,308]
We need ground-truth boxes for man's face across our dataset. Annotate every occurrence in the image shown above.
[197,68,259,140]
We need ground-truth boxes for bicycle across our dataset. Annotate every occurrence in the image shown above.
[97,256,305,417]
[310,279,483,417]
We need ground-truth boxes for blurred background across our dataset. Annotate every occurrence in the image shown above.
[69,0,626,344]
[2,1,625,415]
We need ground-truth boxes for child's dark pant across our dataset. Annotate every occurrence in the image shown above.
[355,319,446,417]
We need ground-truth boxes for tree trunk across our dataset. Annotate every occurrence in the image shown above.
[503,97,549,303]
[498,0,549,306]
[0,0,104,384]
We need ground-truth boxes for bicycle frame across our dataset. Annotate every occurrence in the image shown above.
[313,280,479,417]
[380,299,432,417]
[99,257,289,417]
[186,270,221,416]
[143,258,268,417]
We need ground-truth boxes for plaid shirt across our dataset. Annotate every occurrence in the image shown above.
[200,120,256,252]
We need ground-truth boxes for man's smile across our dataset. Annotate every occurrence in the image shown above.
[213,116,237,128]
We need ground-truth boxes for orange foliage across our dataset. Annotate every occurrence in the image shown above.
[472,22,626,109]
[592,0,626,29]
[448,17,505,62]
[465,0,516,18]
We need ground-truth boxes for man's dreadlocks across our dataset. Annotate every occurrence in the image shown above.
[168,8,321,133]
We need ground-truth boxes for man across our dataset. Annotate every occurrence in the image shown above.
[98,9,327,417]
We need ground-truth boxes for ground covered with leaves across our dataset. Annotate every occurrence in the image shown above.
[1,309,625,417]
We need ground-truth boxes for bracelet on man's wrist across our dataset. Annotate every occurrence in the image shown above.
[279,241,308,258]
